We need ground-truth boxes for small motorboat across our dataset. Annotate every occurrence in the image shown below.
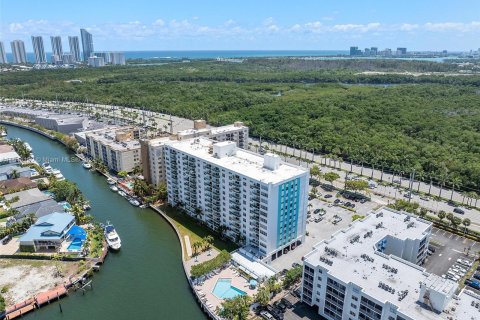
[83,202,91,210]
[118,190,127,197]
[129,199,140,206]
[104,222,121,251]
[52,169,65,181]
[82,162,92,169]
[24,143,32,152]
[110,185,118,192]
[42,162,53,174]
[0,130,7,137]
[107,178,116,185]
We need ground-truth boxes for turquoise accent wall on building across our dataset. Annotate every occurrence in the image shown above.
[277,178,300,248]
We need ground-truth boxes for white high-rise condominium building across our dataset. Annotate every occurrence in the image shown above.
[68,36,81,62]
[164,138,309,261]
[301,207,479,320]
[80,29,94,61]
[50,36,63,58]
[31,36,47,64]
[0,42,7,64]
[10,40,27,64]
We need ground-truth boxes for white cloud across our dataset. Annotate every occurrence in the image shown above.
[2,18,480,47]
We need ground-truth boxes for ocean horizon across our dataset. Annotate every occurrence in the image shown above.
[5,49,454,63]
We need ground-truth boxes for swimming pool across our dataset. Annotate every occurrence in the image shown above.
[66,226,87,251]
[212,278,246,299]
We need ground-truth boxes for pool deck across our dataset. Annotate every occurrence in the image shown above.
[194,267,257,311]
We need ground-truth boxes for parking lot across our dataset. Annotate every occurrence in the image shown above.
[270,186,378,271]
[424,227,477,280]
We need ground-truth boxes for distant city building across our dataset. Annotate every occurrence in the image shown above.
[50,36,64,59]
[396,47,407,55]
[51,54,63,65]
[10,40,27,64]
[93,52,111,64]
[68,36,81,62]
[349,46,362,56]
[384,48,392,56]
[370,47,378,55]
[364,48,370,55]
[88,56,105,67]
[110,52,126,65]
[0,41,7,64]
[80,28,94,61]
[31,36,47,64]
[62,54,74,65]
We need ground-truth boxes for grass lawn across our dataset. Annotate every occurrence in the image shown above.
[159,204,237,259]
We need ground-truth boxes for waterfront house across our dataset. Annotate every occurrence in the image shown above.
[19,212,75,252]
[0,164,32,181]
[0,177,36,194]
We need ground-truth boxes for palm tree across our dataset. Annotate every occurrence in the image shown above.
[462,218,471,234]
[437,210,446,224]
[194,207,204,223]
[191,240,202,256]
[307,203,313,213]
[202,235,214,251]
[419,208,428,219]
[449,176,462,201]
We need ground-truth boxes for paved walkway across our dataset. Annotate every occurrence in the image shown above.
[184,235,192,258]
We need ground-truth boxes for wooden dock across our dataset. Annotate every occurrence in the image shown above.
[4,285,68,319]
[35,285,67,306]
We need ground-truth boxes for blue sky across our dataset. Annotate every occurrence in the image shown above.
[1,0,479,51]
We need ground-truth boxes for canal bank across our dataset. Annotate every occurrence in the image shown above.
[4,124,207,320]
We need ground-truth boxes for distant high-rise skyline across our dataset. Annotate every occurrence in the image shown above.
[80,29,94,61]
[31,36,47,64]
[68,36,81,62]
[50,36,63,58]
[0,42,7,64]
[10,40,27,64]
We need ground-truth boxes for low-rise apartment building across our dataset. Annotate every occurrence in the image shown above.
[85,127,141,173]
[177,120,249,149]
[142,121,250,186]
[164,137,309,262]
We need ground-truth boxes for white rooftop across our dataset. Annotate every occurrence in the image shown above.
[86,127,140,151]
[304,207,458,320]
[166,138,307,184]
[0,151,20,162]
[232,248,276,280]
[210,124,247,135]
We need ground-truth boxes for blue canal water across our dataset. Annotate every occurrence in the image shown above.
[5,125,207,320]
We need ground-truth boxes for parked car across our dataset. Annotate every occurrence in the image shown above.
[280,298,293,309]
[334,199,341,204]
[428,245,436,253]
[420,196,430,201]
[314,217,323,223]
[453,208,465,215]
[360,199,367,204]
[292,262,301,268]
[447,200,459,207]
[260,310,274,320]
[1,235,11,245]
[473,273,480,281]
[274,301,287,313]
[324,194,333,199]
[313,209,321,214]
[266,305,284,320]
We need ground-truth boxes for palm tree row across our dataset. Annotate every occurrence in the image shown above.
[191,235,214,256]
